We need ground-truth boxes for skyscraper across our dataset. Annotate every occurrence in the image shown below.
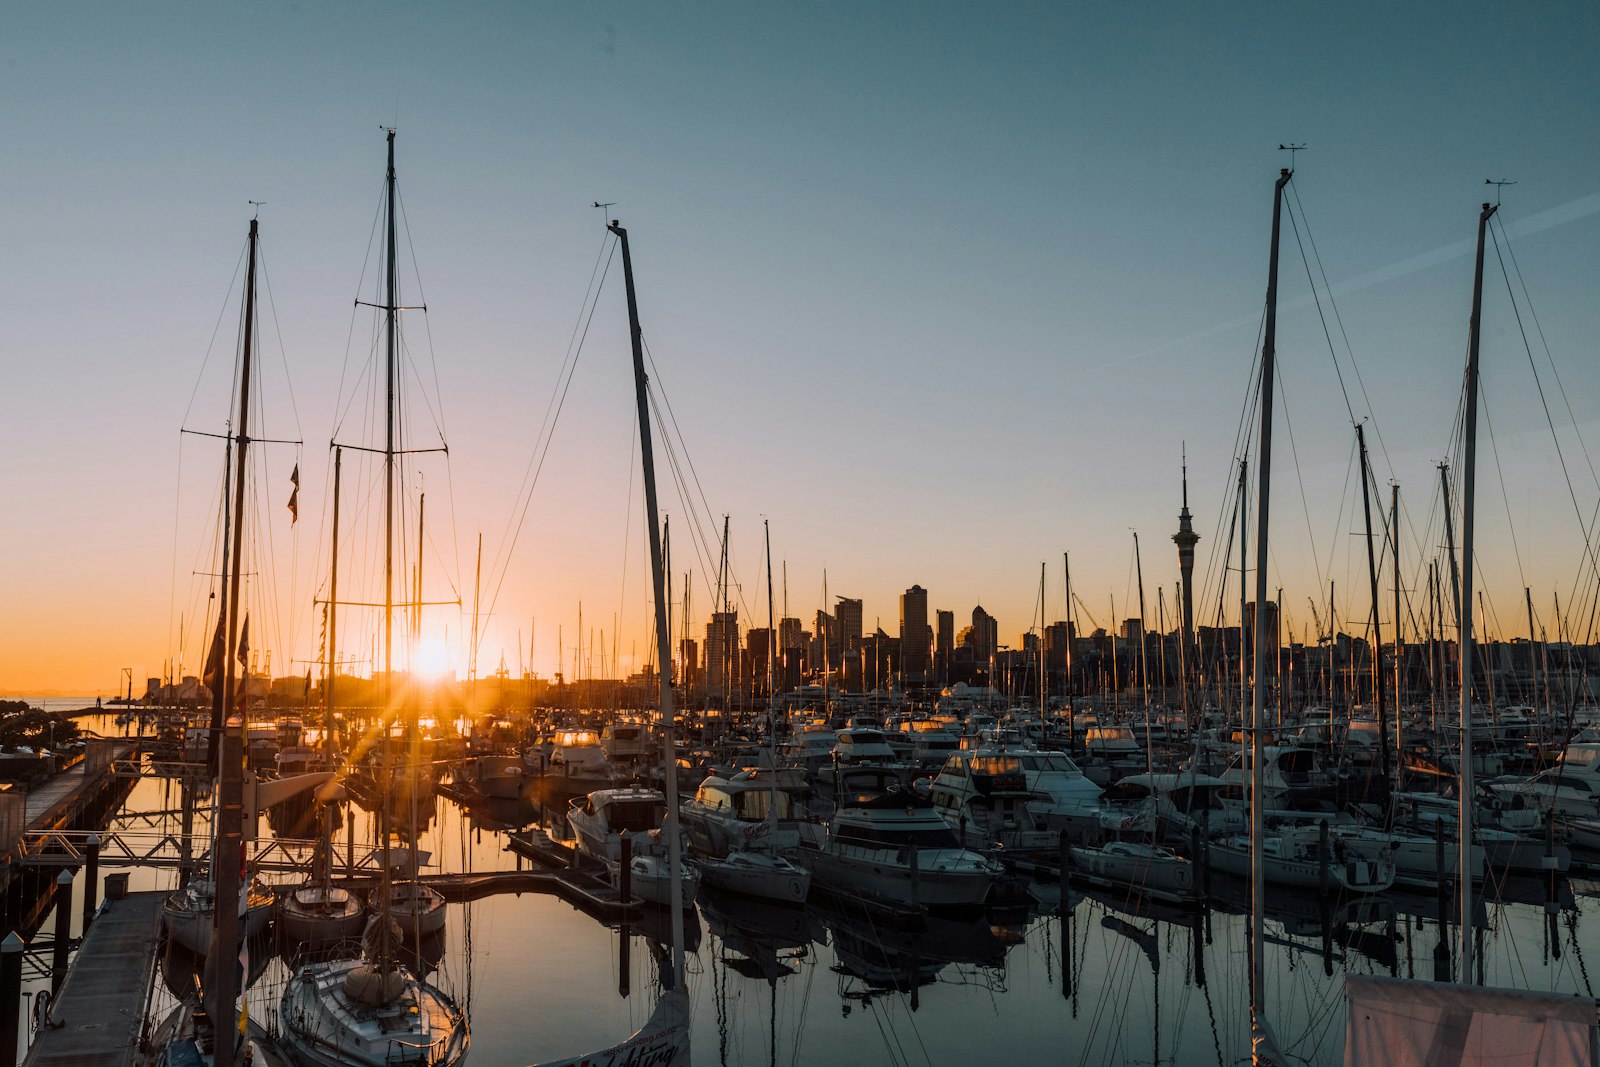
[899,585,931,680]
[936,610,955,678]
[705,610,739,695]
[836,597,863,649]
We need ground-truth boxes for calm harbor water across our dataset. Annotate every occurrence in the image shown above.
[24,709,1600,1066]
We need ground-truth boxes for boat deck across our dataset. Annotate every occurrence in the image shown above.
[24,890,164,1067]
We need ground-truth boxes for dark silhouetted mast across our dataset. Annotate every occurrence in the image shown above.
[1458,199,1498,981]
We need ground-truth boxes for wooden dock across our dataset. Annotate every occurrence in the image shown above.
[23,891,164,1067]
[505,830,643,919]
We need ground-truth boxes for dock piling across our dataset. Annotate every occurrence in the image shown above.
[83,834,100,928]
[619,835,632,904]
[50,870,73,995]
[0,932,22,1065]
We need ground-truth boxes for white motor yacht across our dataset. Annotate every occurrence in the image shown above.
[800,769,1001,908]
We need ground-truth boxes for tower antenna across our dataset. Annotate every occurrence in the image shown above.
[1278,143,1306,171]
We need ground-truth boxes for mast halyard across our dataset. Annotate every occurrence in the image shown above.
[608,219,687,989]
[1250,166,1293,1061]
[1459,199,1498,982]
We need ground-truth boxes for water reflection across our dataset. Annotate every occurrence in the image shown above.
[82,717,1600,1067]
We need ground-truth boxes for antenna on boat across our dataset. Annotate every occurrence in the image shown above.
[247,200,266,218]
[1278,142,1306,171]
[593,200,616,220]
[1485,178,1516,206]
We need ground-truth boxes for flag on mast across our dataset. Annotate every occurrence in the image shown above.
[287,464,300,524]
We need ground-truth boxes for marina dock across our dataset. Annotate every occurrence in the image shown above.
[22,891,163,1067]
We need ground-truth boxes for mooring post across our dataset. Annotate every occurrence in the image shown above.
[50,870,73,995]
[619,834,632,904]
[0,932,22,1064]
[83,834,101,929]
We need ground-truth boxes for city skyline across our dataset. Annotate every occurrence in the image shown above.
[4,3,1599,694]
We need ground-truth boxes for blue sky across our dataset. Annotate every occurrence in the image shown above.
[3,2,1597,689]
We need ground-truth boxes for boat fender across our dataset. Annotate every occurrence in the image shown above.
[32,989,49,1033]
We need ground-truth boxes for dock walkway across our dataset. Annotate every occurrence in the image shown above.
[23,743,134,830]
[23,891,163,1067]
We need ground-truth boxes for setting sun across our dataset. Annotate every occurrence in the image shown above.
[413,635,455,680]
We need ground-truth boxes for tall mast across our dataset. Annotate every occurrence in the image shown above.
[1392,484,1403,762]
[1134,532,1151,773]
[328,447,342,764]
[378,127,399,973]
[1039,562,1047,721]
[765,521,779,838]
[210,215,258,1065]
[1459,199,1497,982]
[1063,552,1075,747]
[608,220,686,988]
[1238,458,1249,726]
[1250,167,1292,1055]
[323,446,342,897]
[1356,422,1389,779]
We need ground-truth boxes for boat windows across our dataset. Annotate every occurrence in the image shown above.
[834,822,961,850]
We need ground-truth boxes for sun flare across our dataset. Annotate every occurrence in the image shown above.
[414,635,454,680]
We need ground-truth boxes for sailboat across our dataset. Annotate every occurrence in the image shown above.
[1245,164,1292,1066]
[159,216,277,965]
[528,219,692,1067]
[278,129,467,1067]
[1341,200,1600,1064]
[148,215,277,1067]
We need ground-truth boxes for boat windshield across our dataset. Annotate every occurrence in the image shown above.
[604,799,666,832]
[558,730,601,747]
[1016,752,1078,773]
[734,789,796,821]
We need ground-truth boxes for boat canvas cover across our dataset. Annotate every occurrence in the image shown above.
[1345,975,1597,1066]
[528,988,689,1067]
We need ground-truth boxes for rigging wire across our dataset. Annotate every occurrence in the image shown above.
[477,229,616,671]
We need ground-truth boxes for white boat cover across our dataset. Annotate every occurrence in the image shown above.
[528,987,689,1067]
[1345,975,1598,1067]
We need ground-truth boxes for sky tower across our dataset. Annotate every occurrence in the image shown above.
[1172,447,1200,679]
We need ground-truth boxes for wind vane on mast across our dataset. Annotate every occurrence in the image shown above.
[1278,142,1306,170]
[1485,178,1517,205]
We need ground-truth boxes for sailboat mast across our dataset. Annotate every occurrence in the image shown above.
[608,220,686,988]
[765,521,779,838]
[1250,166,1292,1048]
[328,447,342,762]
[211,214,259,1065]
[1459,199,1497,982]
[378,126,399,973]
[1237,458,1249,726]
[207,424,234,772]
[1039,562,1047,723]
[1356,421,1389,779]
[1392,485,1403,757]
[1134,532,1151,773]
[1064,552,1075,745]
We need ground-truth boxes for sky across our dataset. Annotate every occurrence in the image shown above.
[3,2,1598,694]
